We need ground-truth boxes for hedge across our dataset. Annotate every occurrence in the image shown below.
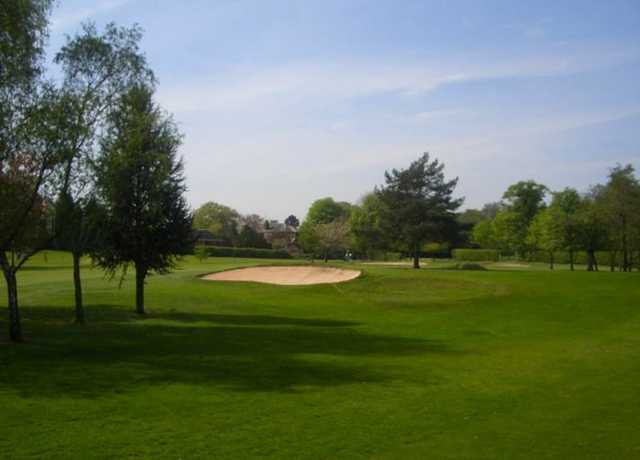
[452,249,500,262]
[197,246,291,259]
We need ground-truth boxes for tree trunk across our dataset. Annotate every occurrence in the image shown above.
[549,252,554,270]
[72,252,85,323]
[324,250,329,263]
[412,248,420,269]
[610,250,617,272]
[3,268,22,342]
[586,249,595,272]
[569,249,574,271]
[135,264,146,315]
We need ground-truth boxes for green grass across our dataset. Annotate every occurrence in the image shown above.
[1,251,639,459]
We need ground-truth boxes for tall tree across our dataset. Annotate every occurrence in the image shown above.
[501,180,548,257]
[298,197,351,255]
[0,0,63,341]
[350,192,388,258]
[52,22,153,322]
[599,164,640,272]
[93,85,192,315]
[526,208,563,269]
[53,194,105,322]
[376,153,462,269]
[549,188,582,270]
[577,188,609,272]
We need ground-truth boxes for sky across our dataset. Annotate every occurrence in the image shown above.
[48,0,640,220]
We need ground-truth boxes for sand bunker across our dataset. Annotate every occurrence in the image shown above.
[202,266,361,286]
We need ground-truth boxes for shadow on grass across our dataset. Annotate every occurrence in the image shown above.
[1,305,455,398]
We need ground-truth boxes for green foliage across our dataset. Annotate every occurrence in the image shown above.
[599,164,640,271]
[454,262,488,271]
[471,219,496,248]
[502,180,548,223]
[192,201,240,245]
[500,181,548,256]
[194,245,209,262]
[452,249,500,262]
[376,153,462,267]
[298,197,352,254]
[0,0,52,87]
[349,192,388,257]
[236,225,270,249]
[201,246,291,259]
[93,85,192,311]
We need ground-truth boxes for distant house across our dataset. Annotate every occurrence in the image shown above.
[193,229,227,247]
[260,222,299,253]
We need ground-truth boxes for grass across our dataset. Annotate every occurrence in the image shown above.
[1,251,639,459]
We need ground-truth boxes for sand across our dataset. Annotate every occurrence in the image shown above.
[201,266,361,286]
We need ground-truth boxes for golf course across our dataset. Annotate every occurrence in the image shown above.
[1,251,638,459]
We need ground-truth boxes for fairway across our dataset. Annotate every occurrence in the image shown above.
[1,252,639,459]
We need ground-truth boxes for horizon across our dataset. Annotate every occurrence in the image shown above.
[48,0,640,220]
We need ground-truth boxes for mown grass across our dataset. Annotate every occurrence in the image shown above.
[1,251,639,459]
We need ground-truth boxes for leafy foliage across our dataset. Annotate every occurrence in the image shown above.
[376,153,462,268]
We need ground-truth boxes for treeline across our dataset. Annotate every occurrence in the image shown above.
[1,2,192,341]
[467,166,640,271]
[294,159,639,274]
[191,201,300,250]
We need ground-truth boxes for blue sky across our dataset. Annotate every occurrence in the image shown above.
[48,0,640,220]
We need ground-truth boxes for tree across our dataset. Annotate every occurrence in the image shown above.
[52,22,152,322]
[53,194,106,322]
[350,192,388,258]
[238,213,264,232]
[314,219,351,262]
[284,214,300,228]
[236,225,269,249]
[526,208,563,269]
[577,188,609,271]
[298,197,351,254]
[599,164,640,272]
[93,85,192,314]
[0,0,70,341]
[192,201,240,245]
[471,219,497,249]
[376,153,462,269]
[501,181,548,257]
[492,210,522,255]
[549,188,582,270]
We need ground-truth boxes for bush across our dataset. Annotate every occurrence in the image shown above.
[457,263,488,271]
[199,246,292,259]
[194,245,209,261]
[452,249,500,262]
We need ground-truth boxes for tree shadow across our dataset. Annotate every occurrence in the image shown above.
[1,305,457,398]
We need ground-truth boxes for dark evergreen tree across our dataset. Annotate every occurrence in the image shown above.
[376,153,462,269]
[93,85,192,314]
[284,214,300,228]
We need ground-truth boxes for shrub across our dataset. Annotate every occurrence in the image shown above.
[452,249,499,262]
[194,245,209,262]
[200,246,291,259]
[457,263,488,271]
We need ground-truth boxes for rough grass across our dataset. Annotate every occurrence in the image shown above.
[1,252,639,459]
